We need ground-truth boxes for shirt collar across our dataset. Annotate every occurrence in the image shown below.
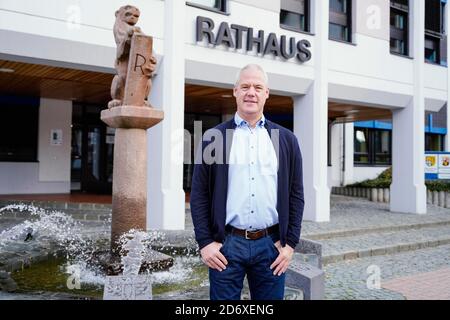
[234,112,266,128]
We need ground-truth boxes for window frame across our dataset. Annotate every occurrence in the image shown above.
[390,0,409,56]
[424,0,446,65]
[354,128,392,166]
[425,34,441,64]
[329,0,352,43]
[280,0,311,34]
[186,0,229,15]
[425,133,445,152]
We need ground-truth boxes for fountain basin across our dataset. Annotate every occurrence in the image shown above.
[8,255,207,300]
[0,204,317,300]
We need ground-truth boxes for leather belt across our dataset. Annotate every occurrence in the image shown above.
[226,224,279,240]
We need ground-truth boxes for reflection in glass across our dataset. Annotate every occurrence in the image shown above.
[281,11,306,31]
[71,127,83,190]
[374,130,391,165]
[329,23,348,41]
[88,128,101,180]
[330,0,347,13]
[354,129,369,164]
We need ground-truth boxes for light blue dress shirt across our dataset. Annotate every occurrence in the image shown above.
[226,112,279,231]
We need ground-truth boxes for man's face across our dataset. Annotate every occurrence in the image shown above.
[233,68,269,119]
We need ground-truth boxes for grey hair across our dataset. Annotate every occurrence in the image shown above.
[234,64,269,87]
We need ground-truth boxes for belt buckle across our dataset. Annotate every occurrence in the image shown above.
[245,230,251,240]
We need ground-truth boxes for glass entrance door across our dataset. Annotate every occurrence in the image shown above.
[85,125,102,189]
[71,125,83,191]
[71,104,114,194]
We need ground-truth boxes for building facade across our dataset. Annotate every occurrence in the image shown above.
[0,0,449,229]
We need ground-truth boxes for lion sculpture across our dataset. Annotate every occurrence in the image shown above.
[108,5,156,108]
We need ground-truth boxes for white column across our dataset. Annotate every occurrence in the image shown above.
[293,0,330,222]
[147,0,186,230]
[446,1,450,151]
[390,0,426,214]
[343,122,354,186]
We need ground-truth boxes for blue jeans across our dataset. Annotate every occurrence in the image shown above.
[209,232,285,300]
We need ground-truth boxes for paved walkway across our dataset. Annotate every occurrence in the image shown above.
[323,243,450,300]
[382,267,450,300]
[301,195,450,238]
[2,195,450,300]
[182,196,450,300]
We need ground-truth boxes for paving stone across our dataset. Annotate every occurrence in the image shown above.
[1,195,450,300]
[323,244,450,300]
[343,252,358,260]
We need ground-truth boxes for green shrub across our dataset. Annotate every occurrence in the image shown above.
[348,168,391,189]
[347,167,450,192]
[425,180,450,192]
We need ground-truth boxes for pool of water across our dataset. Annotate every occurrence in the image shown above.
[10,255,208,299]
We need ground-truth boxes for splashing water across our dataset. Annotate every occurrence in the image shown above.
[118,229,148,277]
[0,204,203,291]
[151,256,204,285]
[0,204,108,285]
[0,204,91,252]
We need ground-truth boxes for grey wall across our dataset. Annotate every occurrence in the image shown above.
[354,0,390,41]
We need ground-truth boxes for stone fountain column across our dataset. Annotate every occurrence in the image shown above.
[101,30,163,254]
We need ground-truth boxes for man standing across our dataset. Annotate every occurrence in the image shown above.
[190,64,304,300]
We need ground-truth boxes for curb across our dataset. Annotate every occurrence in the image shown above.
[322,236,450,265]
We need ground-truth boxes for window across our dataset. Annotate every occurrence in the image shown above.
[0,96,39,162]
[425,0,446,65]
[373,130,391,164]
[425,0,443,34]
[390,0,409,56]
[187,0,227,13]
[425,133,445,151]
[354,128,369,164]
[354,128,392,165]
[329,0,352,42]
[425,36,440,63]
[280,0,310,33]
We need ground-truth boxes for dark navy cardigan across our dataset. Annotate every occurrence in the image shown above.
[190,118,304,250]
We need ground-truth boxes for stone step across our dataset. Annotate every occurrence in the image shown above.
[304,219,450,241]
[320,224,450,265]
[301,196,450,241]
